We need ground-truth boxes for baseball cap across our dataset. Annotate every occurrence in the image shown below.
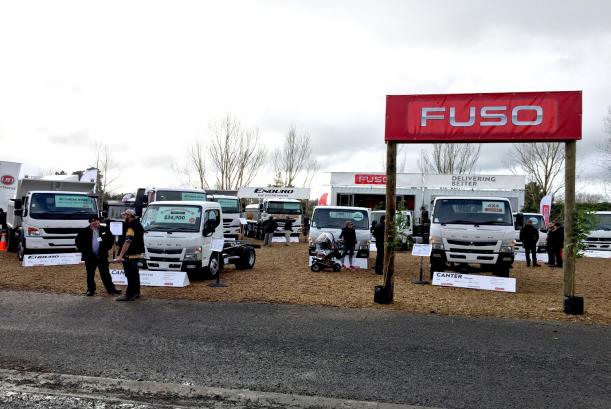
[121,209,136,216]
[88,215,100,223]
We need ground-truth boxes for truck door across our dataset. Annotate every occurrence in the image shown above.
[203,208,221,259]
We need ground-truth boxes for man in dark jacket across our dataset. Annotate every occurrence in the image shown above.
[75,215,121,296]
[114,209,144,301]
[373,216,385,275]
[263,216,278,247]
[520,219,540,267]
[339,220,357,270]
[549,222,564,268]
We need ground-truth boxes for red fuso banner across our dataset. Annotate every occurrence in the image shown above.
[355,174,387,184]
[385,91,582,143]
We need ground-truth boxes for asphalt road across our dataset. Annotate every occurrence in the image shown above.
[0,290,609,409]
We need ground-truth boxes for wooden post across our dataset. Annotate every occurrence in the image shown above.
[563,141,576,297]
[383,141,397,301]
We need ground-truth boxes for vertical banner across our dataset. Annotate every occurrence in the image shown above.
[540,195,552,226]
[0,161,22,210]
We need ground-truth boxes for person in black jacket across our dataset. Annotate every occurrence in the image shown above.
[283,216,294,246]
[114,209,144,301]
[545,223,556,266]
[339,220,357,270]
[263,216,278,247]
[75,215,121,296]
[373,216,385,275]
[549,222,564,268]
[520,219,540,267]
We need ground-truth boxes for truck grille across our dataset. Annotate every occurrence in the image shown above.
[446,239,497,246]
[148,257,180,262]
[449,248,495,254]
[147,248,183,255]
[43,228,82,235]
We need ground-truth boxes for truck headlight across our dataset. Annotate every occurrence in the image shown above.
[430,236,444,250]
[27,227,40,236]
[500,239,515,253]
[184,246,201,261]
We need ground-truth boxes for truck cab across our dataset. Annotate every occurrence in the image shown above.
[208,194,242,239]
[513,212,547,253]
[135,187,207,217]
[585,211,611,251]
[429,196,515,277]
[257,198,304,239]
[308,205,371,263]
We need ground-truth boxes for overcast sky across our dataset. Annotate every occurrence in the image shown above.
[1,0,610,198]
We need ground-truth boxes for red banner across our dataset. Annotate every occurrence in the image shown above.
[385,91,581,143]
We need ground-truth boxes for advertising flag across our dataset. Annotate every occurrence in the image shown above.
[540,195,552,226]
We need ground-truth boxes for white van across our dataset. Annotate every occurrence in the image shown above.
[513,212,548,253]
[429,196,515,277]
[308,206,371,267]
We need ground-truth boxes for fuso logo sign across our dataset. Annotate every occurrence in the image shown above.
[355,174,386,184]
[1,175,15,185]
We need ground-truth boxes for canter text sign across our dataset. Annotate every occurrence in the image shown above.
[385,91,582,143]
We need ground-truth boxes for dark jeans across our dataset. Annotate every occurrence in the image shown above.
[554,247,563,267]
[375,241,384,273]
[547,246,556,265]
[341,244,355,267]
[524,247,538,266]
[85,255,116,293]
[122,258,141,298]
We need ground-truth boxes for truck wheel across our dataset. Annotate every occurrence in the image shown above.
[333,263,341,272]
[205,252,221,279]
[236,246,256,270]
[17,238,29,261]
[310,263,321,272]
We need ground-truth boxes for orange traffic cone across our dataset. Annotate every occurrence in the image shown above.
[0,232,7,252]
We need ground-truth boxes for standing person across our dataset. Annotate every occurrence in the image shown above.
[284,216,294,246]
[114,209,144,301]
[373,215,385,275]
[551,222,564,268]
[263,216,277,247]
[75,215,121,297]
[302,215,310,237]
[545,223,556,266]
[339,220,357,270]
[520,219,540,267]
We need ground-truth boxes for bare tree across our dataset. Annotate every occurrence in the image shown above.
[172,142,208,189]
[91,142,119,206]
[208,115,266,190]
[418,143,481,174]
[506,143,564,198]
[272,126,318,187]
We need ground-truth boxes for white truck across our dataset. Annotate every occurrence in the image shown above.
[429,196,515,277]
[585,211,611,251]
[135,187,207,217]
[513,212,548,253]
[371,209,413,250]
[308,205,371,267]
[208,194,242,239]
[6,178,98,260]
[247,198,304,240]
[140,201,256,278]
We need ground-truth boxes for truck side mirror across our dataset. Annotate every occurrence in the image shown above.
[203,219,217,237]
[13,199,22,210]
[259,204,263,211]
[515,213,524,229]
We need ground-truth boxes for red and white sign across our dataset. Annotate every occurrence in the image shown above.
[1,175,14,185]
[355,174,387,184]
[385,91,582,143]
[540,195,552,226]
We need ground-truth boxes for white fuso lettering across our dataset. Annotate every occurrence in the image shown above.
[421,106,543,127]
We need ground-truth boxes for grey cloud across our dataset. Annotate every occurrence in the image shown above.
[138,154,176,168]
[47,130,90,146]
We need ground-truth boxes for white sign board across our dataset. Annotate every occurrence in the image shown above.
[424,174,526,190]
[110,269,190,287]
[432,272,516,293]
[0,161,22,210]
[411,244,432,257]
[109,221,123,236]
[308,255,368,269]
[210,238,225,252]
[239,217,248,225]
[238,186,310,200]
[23,253,82,267]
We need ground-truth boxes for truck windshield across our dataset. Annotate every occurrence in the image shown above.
[266,201,301,215]
[211,198,240,214]
[312,209,369,230]
[141,205,202,232]
[155,190,207,202]
[433,199,512,226]
[593,214,611,231]
[29,193,98,220]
